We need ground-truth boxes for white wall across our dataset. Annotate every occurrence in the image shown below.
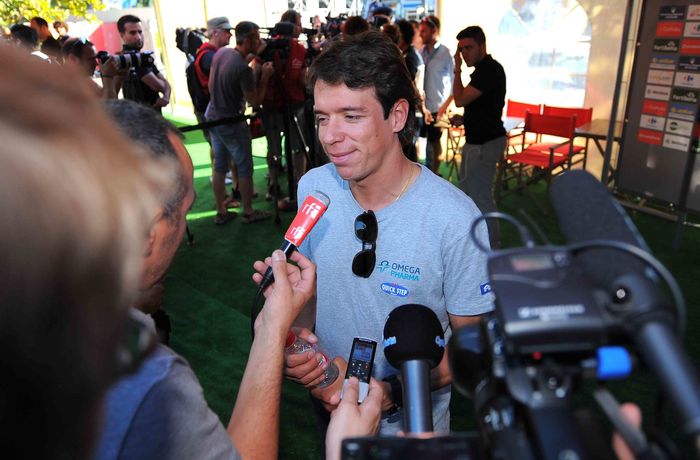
[154,0,638,121]
[439,0,634,122]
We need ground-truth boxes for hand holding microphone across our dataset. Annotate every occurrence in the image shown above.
[253,190,330,294]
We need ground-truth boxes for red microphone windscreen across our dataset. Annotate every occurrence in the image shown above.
[284,191,330,247]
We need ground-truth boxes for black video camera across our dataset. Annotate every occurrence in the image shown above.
[96,50,155,69]
[341,185,698,460]
[175,27,206,59]
[320,14,347,39]
[259,22,295,63]
[448,245,625,460]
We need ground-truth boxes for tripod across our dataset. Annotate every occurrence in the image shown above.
[263,71,313,224]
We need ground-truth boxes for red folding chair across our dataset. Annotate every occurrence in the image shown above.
[505,99,542,154]
[496,112,578,212]
[542,105,593,168]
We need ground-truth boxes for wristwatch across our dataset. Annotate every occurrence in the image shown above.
[383,374,403,415]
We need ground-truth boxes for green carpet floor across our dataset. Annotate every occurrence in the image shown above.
[163,114,700,458]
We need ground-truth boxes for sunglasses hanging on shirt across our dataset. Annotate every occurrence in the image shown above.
[352,210,378,278]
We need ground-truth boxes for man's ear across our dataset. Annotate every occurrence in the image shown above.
[390,99,410,134]
[143,210,165,257]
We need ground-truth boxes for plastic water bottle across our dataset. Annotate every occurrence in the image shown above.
[285,330,339,388]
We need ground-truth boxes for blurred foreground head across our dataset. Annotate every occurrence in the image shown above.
[0,47,174,459]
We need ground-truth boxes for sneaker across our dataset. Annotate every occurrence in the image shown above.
[214,211,237,225]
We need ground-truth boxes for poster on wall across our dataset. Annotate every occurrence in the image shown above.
[618,0,700,212]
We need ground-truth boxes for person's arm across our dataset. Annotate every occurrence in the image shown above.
[244,60,274,107]
[141,71,171,108]
[429,313,481,389]
[230,249,316,458]
[437,95,454,119]
[99,57,120,99]
[452,51,482,108]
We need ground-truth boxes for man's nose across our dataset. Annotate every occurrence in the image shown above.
[320,117,343,145]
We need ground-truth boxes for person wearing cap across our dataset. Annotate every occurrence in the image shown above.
[193,17,241,209]
[206,21,275,225]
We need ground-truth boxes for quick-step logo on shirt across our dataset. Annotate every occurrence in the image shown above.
[381,283,409,297]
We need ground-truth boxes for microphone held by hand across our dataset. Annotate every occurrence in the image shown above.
[258,190,330,292]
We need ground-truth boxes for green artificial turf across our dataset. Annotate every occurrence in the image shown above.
[163,114,699,458]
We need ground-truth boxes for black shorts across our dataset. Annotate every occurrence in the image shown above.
[419,113,442,141]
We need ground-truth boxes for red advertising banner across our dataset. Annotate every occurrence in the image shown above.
[656,21,684,36]
[642,99,669,116]
[637,129,664,145]
[681,38,700,54]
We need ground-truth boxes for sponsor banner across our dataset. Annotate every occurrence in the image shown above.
[642,99,669,116]
[651,53,678,69]
[645,84,672,100]
[660,5,686,20]
[686,22,700,37]
[678,55,700,71]
[648,69,674,85]
[663,133,691,151]
[654,38,680,52]
[674,71,700,88]
[690,5,700,20]
[640,114,665,130]
[671,87,700,104]
[665,118,694,136]
[668,101,697,120]
[657,21,684,37]
[681,38,700,54]
[638,129,664,145]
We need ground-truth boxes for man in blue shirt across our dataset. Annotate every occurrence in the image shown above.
[419,15,453,174]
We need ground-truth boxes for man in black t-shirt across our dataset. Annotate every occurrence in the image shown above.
[452,25,506,248]
[29,17,61,60]
[112,14,171,112]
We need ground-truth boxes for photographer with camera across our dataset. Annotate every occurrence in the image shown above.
[108,14,171,112]
[61,36,118,98]
[259,9,309,207]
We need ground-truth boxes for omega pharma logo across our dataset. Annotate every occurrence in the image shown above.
[377,260,421,281]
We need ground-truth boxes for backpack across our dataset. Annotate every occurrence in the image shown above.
[186,59,209,113]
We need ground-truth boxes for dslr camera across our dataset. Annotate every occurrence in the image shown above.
[96,50,155,69]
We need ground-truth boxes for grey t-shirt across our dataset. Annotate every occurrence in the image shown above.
[298,163,494,434]
[205,48,254,121]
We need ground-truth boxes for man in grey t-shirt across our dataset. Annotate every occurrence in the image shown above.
[277,31,493,437]
[206,21,273,225]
